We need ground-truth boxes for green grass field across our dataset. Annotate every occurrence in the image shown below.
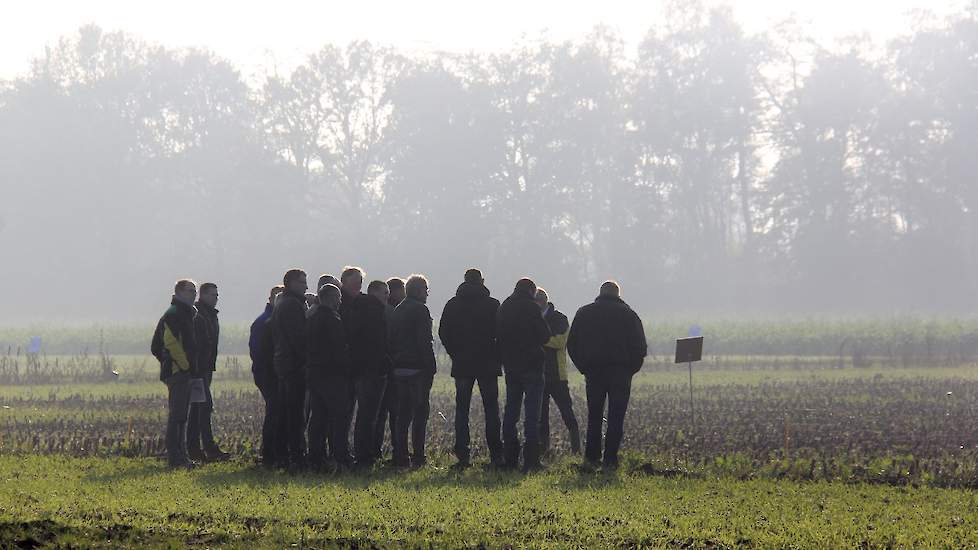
[3,350,978,547]
[3,455,978,548]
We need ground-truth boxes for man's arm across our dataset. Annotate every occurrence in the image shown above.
[417,306,437,371]
[628,311,648,372]
[437,301,454,355]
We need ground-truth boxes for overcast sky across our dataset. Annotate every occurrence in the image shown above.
[0,0,964,80]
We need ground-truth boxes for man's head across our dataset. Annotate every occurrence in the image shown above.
[340,266,364,297]
[405,274,429,303]
[318,274,340,292]
[387,277,405,306]
[464,268,484,285]
[198,282,218,308]
[367,280,390,305]
[174,279,197,306]
[268,285,285,305]
[318,283,342,312]
[514,278,537,298]
[534,287,549,311]
[283,269,308,296]
[599,280,621,298]
[305,292,319,308]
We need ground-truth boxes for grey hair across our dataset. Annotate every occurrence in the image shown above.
[405,274,429,299]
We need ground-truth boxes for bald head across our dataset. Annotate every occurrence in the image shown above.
[599,280,621,298]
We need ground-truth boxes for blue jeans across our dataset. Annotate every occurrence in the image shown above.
[502,369,545,461]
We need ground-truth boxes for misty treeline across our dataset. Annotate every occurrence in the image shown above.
[1,2,976,322]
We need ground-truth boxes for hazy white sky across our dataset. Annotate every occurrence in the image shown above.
[0,0,964,79]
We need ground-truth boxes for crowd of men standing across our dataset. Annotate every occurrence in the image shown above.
[152,267,648,473]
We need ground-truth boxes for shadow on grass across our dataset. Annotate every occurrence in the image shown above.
[184,456,631,493]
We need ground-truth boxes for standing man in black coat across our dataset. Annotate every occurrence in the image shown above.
[305,283,354,470]
[349,277,391,468]
[439,268,503,468]
[272,268,309,470]
[188,282,231,462]
[567,281,648,470]
[151,279,199,469]
[373,277,405,460]
[388,274,437,468]
[249,285,285,468]
[496,278,552,472]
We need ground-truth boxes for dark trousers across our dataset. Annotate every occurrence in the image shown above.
[373,380,397,459]
[352,374,387,464]
[277,371,307,466]
[540,379,581,453]
[308,374,352,467]
[187,370,216,451]
[164,371,191,466]
[584,373,633,465]
[453,375,502,461]
[256,371,286,466]
[502,369,545,464]
[393,372,433,466]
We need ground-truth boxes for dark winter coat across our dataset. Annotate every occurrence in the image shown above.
[305,305,354,381]
[439,282,502,378]
[194,302,220,373]
[249,304,274,385]
[388,297,437,373]
[567,295,647,378]
[495,290,551,375]
[271,289,307,378]
[341,293,391,378]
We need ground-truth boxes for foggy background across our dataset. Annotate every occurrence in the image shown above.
[1,1,976,323]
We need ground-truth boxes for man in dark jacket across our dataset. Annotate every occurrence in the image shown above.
[344,275,391,468]
[305,283,354,470]
[439,268,503,468]
[187,282,230,462]
[388,274,437,468]
[496,278,552,472]
[535,288,581,455]
[151,279,199,469]
[373,276,405,460]
[272,268,309,470]
[249,285,285,467]
[567,281,648,469]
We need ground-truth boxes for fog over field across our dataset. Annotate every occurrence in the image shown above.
[1,1,975,323]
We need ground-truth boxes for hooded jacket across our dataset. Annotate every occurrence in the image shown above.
[439,282,501,378]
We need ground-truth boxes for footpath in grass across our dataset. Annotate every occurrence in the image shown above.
[1,455,977,548]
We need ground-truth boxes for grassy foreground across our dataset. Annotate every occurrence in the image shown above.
[1,456,976,548]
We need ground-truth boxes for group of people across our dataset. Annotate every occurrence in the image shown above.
[152,267,648,474]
